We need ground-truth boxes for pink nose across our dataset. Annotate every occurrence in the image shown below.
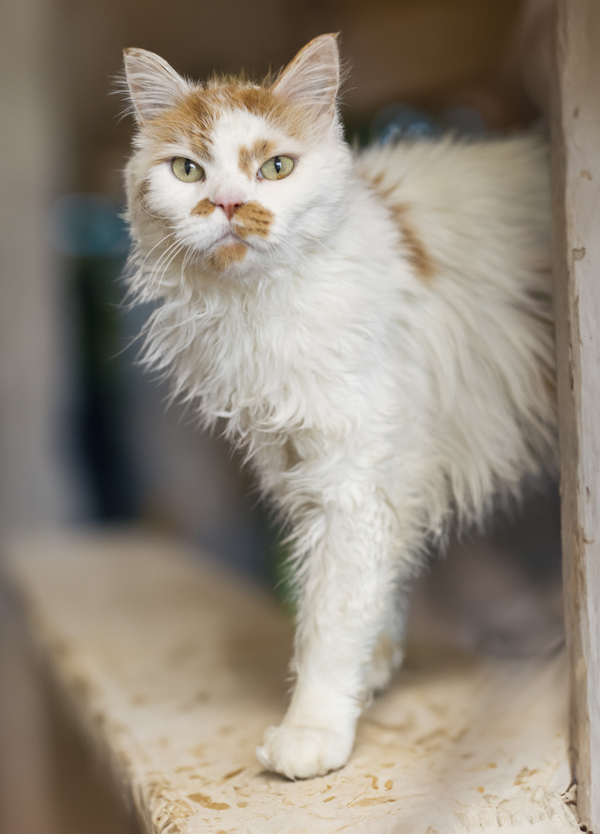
[216,200,243,221]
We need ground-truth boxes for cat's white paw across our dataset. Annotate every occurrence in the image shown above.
[256,723,354,780]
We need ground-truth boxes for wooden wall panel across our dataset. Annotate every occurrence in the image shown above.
[552,1,600,827]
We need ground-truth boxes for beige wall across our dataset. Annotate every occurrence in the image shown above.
[0,0,80,532]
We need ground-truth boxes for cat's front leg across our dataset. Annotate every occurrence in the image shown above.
[256,488,405,779]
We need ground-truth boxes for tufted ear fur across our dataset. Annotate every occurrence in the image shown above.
[123,48,190,124]
[272,34,340,120]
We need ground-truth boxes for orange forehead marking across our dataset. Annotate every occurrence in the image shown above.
[145,77,312,158]
[191,198,216,217]
[207,241,247,271]
[233,201,274,239]
[146,96,215,161]
[238,138,277,178]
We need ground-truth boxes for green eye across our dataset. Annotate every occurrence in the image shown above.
[260,155,294,181]
[171,157,204,182]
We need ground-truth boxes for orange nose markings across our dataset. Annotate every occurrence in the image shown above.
[191,198,216,217]
[233,201,274,239]
[192,197,274,241]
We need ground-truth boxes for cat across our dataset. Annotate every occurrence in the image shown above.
[122,34,556,780]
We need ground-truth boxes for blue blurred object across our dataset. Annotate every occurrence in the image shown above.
[372,104,441,144]
[372,102,489,145]
[49,193,130,258]
[440,105,487,138]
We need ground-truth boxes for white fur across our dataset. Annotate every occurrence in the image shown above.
[123,39,556,779]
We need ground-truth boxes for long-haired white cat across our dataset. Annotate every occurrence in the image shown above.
[123,34,556,779]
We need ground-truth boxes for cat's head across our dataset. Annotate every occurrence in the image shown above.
[123,35,351,289]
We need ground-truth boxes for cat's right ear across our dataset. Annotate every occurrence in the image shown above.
[122,49,190,124]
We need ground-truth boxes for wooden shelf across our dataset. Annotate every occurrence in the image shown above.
[6,530,580,833]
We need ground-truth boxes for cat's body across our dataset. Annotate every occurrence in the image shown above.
[123,35,556,779]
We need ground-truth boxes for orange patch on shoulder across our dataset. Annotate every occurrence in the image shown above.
[369,171,396,202]
[207,241,247,271]
[365,171,436,283]
[389,203,436,283]
[191,198,216,217]
[238,138,277,178]
[233,201,274,239]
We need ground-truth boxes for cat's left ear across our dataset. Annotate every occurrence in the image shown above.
[123,48,190,124]
[272,34,340,121]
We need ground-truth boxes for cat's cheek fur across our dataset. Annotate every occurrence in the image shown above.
[147,169,216,243]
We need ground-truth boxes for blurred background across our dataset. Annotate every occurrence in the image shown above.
[0,0,562,830]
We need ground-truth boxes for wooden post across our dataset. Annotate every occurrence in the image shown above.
[552,1,600,828]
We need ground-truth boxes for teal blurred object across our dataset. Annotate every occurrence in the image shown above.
[50,193,139,520]
[49,193,130,258]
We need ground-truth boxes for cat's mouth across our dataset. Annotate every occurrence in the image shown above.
[213,229,249,248]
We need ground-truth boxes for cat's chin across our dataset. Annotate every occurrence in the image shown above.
[198,237,280,284]
[203,238,251,275]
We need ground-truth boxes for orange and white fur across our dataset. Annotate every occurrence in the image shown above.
[123,35,556,779]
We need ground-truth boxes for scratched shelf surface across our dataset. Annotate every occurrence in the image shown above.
[7,530,579,833]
